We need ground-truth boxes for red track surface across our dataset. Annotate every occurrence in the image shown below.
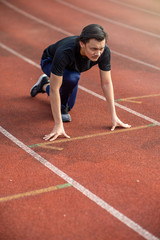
[0,0,160,239]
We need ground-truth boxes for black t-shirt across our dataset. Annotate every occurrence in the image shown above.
[42,36,111,76]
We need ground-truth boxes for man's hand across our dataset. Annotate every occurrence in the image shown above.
[43,73,70,141]
[111,115,131,131]
[43,124,70,141]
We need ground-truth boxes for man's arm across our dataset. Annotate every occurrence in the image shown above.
[43,73,70,141]
[99,69,131,130]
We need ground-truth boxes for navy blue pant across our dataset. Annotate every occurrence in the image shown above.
[40,57,80,111]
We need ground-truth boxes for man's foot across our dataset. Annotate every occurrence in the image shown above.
[61,106,71,122]
[30,74,50,97]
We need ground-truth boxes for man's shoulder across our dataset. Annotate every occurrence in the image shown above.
[52,36,78,56]
[98,44,110,61]
[56,36,78,49]
[104,44,111,54]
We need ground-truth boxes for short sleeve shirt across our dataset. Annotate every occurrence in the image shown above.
[42,36,111,76]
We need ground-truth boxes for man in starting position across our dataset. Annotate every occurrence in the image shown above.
[30,24,131,141]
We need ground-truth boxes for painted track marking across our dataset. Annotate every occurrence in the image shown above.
[0,183,71,203]
[0,3,159,238]
[28,124,157,150]
[1,0,160,71]
[108,0,160,17]
[1,42,160,127]
[56,0,160,39]
[0,126,159,240]
[111,50,160,71]
[115,93,160,104]
[40,145,63,151]
[78,85,160,126]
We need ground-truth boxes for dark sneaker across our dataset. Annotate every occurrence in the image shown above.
[30,74,50,97]
[61,106,71,122]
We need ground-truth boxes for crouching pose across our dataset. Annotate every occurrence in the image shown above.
[30,24,131,141]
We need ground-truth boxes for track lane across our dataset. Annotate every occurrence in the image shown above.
[0,47,159,239]
[1,125,160,240]
[0,0,159,239]
[1,0,160,67]
[56,0,160,35]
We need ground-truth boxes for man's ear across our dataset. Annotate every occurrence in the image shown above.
[79,41,85,48]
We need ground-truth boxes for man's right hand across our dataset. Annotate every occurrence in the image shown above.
[43,73,70,141]
[43,124,70,141]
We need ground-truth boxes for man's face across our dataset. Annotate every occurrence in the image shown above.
[80,38,105,61]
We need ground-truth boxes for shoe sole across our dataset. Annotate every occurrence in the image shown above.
[62,113,71,122]
[30,74,47,97]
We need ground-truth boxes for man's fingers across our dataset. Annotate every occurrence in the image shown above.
[121,123,131,128]
[49,134,59,141]
[64,133,70,139]
[43,133,54,141]
[111,123,131,131]
[111,125,116,131]
[43,131,70,141]
[49,133,70,141]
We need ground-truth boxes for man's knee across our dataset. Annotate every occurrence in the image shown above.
[63,70,80,86]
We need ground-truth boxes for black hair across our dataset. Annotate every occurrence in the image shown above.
[78,24,108,44]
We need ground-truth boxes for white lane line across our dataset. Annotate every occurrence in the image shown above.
[0,0,72,36]
[108,0,160,17]
[111,50,160,71]
[0,43,41,69]
[0,126,159,240]
[79,86,160,126]
[1,0,160,71]
[1,42,160,126]
[56,0,160,39]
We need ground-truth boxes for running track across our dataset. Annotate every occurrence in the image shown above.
[0,0,160,239]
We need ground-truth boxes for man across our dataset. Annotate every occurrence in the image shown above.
[30,24,131,141]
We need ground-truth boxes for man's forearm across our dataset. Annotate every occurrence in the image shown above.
[50,74,63,126]
[102,81,116,118]
[50,88,62,125]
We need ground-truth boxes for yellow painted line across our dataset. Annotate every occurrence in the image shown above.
[116,93,160,103]
[0,183,71,203]
[122,99,142,104]
[123,93,160,100]
[41,145,63,151]
[29,124,157,148]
